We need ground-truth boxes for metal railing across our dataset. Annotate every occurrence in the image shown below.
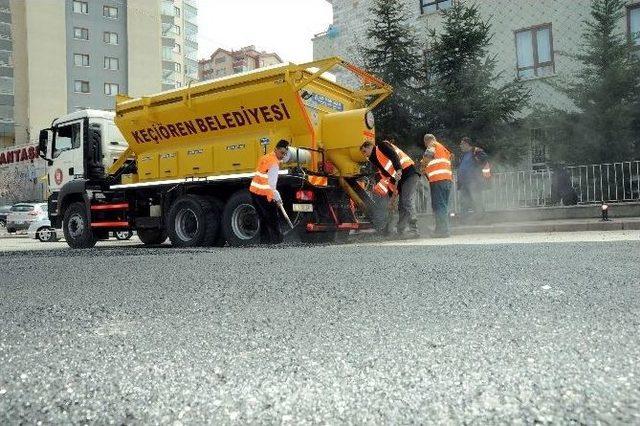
[416,161,640,214]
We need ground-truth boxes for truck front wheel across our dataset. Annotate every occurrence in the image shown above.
[63,202,97,249]
[167,195,218,247]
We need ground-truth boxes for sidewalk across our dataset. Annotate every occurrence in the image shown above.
[430,217,640,236]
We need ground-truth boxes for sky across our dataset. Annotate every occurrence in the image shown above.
[197,0,333,63]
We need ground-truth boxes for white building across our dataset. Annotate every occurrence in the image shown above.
[313,0,640,165]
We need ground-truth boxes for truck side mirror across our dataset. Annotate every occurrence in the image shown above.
[38,129,53,165]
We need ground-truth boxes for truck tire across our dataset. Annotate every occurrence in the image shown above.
[167,195,218,247]
[137,228,167,246]
[221,191,261,247]
[63,202,97,249]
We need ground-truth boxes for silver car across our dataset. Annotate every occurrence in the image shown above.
[27,218,60,242]
[6,203,48,233]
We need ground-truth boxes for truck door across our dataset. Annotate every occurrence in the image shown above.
[48,120,85,192]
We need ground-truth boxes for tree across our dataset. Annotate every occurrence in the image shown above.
[420,3,530,163]
[361,0,422,149]
[553,0,640,164]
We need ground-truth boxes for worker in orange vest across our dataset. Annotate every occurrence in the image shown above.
[249,139,291,244]
[360,139,420,238]
[422,134,453,238]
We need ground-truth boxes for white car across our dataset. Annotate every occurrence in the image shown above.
[6,203,49,233]
[27,218,59,242]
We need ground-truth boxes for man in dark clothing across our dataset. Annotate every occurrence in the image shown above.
[457,137,490,218]
[360,140,420,238]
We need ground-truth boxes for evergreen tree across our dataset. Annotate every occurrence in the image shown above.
[361,0,422,149]
[421,3,530,162]
[553,0,640,164]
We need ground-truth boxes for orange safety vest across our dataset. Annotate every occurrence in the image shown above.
[424,142,453,183]
[373,176,397,197]
[374,143,414,177]
[249,152,279,201]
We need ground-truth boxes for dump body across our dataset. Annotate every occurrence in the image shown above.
[112,58,392,185]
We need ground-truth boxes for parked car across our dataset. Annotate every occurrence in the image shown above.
[5,202,48,233]
[0,204,13,229]
[27,218,59,242]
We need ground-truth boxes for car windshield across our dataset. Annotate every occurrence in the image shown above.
[11,204,35,212]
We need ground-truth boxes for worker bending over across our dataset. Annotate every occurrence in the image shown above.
[360,140,420,239]
[249,139,291,244]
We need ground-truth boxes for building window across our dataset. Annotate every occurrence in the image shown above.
[174,25,181,35]
[73,1,88,14]
[74,80,90,94]
[174,6,180,17]
[103,5,118,19]
[419,0,452,14]
[215,57,226,64]
[73,54,90,67]
[629,5,640,47]
[73,27,89,40]
[174,43,181,53]
[104,56,119,70]
[104,83,119,96]
[515,24,554,79]
[103,32,119,45]
[174,62,182,73]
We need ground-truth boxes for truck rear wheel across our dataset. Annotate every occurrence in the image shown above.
[221,191,261,247]
[167,195,218,247]
[63,202,97,249]
[137,228,167,246]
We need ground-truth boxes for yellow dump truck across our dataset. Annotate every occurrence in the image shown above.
[37,58,392,248]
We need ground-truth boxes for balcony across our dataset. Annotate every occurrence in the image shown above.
[162,48,177,62]
[161,1,177,17]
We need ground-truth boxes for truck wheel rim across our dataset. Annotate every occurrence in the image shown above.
[68,214,85,239]
[175,208,199,241]
[231,204,259,240]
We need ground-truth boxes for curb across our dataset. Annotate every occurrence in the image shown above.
[447,219,640,236]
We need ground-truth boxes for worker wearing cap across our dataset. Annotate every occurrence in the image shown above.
[360,139,420,238]
[249,139,291,244]
[422,134,453,238]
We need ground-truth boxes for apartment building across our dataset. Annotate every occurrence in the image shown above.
[1,0,199,149]
[199,45,282,80]
[313,0,640,165]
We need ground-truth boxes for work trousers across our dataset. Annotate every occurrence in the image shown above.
[251,193,283,244]
[397,173,419,234]
[458,179,484,216]
[430,180,452,236]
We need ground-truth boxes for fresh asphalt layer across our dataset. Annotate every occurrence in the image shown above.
[1,233,639,423]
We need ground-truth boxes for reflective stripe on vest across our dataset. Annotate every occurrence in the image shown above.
[249,152,279,201]
[374,143,414,177]
[373,176,396,197]
[425,142,452,183]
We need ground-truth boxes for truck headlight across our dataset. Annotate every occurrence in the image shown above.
[365,111,375,129]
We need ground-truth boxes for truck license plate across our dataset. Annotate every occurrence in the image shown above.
[292,203,313,212]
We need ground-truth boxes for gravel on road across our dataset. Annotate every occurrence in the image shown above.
[1,238,639,424]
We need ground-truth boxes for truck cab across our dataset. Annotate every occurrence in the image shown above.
[38,110,128,226]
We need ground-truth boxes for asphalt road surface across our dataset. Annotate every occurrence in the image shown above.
[1,231,639,424]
